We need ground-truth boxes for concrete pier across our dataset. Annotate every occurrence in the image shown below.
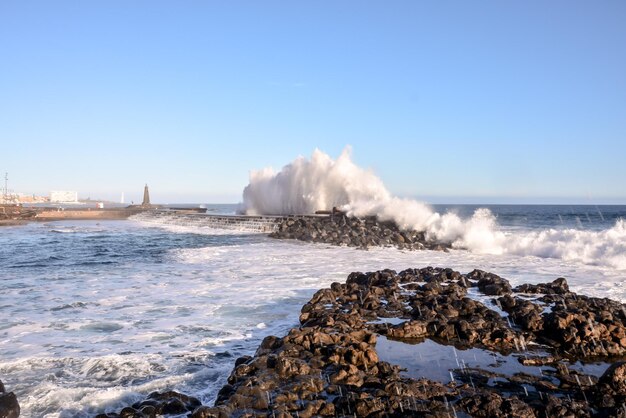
[132,210,315,233]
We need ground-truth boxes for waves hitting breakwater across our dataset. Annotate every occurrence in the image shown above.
[240,148,626,269]
[134,211,449,251]
[239,147,506,248]
[134,205,626,270]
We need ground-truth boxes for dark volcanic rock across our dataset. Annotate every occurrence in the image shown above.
[0,380,19,418]
[198,268,626,417]
[514,277,570,294]
[101,268,626,418]
[540,291,626,357]
[458,392,537,418]
[598,361,626,395]
[469,269,512,295]
[269,213,450,251]
[95,390,200,418]
[592,361,626,413]
[498,294,545,331]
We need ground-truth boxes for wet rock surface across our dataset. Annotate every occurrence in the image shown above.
[98,268,626,417]
[269,213,451,251]
[0,380,20,418]
[94,391,201,418]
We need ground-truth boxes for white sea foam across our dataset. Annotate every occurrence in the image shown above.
[3,219,626,416]
[500,219,626,269]
[241,148,626,269]
[0,353,188,417]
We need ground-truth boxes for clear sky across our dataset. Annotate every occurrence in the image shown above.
[1,1,625,204]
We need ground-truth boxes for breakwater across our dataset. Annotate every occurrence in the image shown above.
[131,210,295,233]
[134,211,447,250]
[271,213,448,250]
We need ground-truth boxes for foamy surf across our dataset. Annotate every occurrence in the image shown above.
[496,219,626,269]
[241,148,626,269]
[2,218,626,416]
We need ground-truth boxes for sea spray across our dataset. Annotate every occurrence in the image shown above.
[240,148,626,269]
[241,147,505,249]
[241,147,389,215]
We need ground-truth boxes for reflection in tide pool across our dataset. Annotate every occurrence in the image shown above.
[375,336,611,384]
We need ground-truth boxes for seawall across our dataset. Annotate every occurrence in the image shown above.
[131,211,322,233]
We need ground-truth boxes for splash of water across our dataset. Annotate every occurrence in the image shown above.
[502,219,626,269]
[240,147,503,246]
[241,147,390,215]
[240,148,626,269]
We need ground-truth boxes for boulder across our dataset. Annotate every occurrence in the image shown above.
[0,392,19,418]
[598,361,626,395]
[0,380,19,418]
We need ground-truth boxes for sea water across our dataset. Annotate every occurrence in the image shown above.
[0,204,625,417]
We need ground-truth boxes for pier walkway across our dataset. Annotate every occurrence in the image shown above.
[131,210,322,233]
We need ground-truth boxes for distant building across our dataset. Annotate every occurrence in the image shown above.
[50,191,78,203]
[16,193,49,204]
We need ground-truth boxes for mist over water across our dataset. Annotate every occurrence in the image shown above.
[242,148,626,269]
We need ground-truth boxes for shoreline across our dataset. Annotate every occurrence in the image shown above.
[0,207,208,226]
[4,211,626,416]
[97,267,626,418]
[0,220,28,227]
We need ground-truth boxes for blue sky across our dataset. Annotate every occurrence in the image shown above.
[1,1,625,203]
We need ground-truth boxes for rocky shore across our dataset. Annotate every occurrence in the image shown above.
[96,268,626,418]
[0,205,37,227]
[0,380,20,418]
[269,213,450,251]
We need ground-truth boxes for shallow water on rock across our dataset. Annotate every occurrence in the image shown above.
[375,336,612,384]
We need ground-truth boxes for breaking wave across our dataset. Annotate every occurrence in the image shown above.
[241,148,626,269]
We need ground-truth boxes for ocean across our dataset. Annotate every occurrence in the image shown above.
[1,204,625,417]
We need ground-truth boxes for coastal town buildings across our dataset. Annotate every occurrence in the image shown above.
[50,191,79,203]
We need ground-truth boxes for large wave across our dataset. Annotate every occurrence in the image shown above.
[241,147,390,215]
[241,148,626,269]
